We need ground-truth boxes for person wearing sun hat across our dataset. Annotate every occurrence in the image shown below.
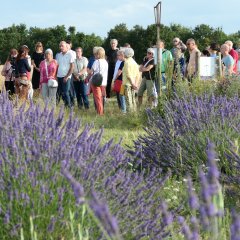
[138,48,156,107]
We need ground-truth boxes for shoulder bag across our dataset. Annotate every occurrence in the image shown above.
[45,60,58,88]
[91,60,103,87]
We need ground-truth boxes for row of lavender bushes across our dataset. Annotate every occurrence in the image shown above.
[133,94,240,179]
[0,92,240,239]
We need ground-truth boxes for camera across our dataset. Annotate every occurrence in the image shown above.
[10,56,16,75]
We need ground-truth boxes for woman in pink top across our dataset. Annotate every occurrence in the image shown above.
[39,49,58,106]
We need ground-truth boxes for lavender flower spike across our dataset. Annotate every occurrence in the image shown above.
[62,168,85,205]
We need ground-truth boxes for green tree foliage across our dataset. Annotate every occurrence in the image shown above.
[0,23,239,64]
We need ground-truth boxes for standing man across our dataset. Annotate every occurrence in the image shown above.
[72,47,89,110]
[171,37,187,81]
[185,38,201,81]
[106,39,119,98]
[225,40,238,73]
[156,40,173,92]
[220,44,234,76]
[56,41,75,108]
[66,40,77,106]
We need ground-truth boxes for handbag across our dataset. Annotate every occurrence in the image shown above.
[19,75,29,85]
[113,79,122,93]
[45,60,58,88]
[19,79,30,85]
[91,60,103,87]
[48,78,58,88]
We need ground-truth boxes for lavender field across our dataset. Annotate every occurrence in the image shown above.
[1,78,240,239]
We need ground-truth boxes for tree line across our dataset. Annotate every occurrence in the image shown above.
[0,23,239,64]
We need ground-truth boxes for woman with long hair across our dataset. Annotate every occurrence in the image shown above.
[31,42,44,90]
[1,48,18,95]
[15,46,32,100]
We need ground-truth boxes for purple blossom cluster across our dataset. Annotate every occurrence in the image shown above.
[0,94,173,239]
[133,94,240,176]
[178,142,224,239]
[1,91,240,239]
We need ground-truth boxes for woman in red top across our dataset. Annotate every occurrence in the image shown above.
[39,49,58,106]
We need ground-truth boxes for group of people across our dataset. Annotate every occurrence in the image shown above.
[1,38,240,114]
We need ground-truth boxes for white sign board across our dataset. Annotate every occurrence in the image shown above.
[199,57,216,77]
[153,48,162,65]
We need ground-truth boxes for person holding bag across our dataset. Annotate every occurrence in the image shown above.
[1,49,18,95]
[112,49,125,111]
[90,47,108,115]
[15,46,32,101]
[39,49,58,106]
[72,47,89,110]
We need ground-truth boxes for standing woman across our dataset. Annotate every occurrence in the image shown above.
[31,42,45,90]
[112,49,125,111]
[106,39,118,98]
[90,47,108,115]
[15,46,31,100]
[122,48,139,113]
[39,49,58,106]
[1,48,18,95]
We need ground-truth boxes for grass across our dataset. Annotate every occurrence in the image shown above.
[68,97,146,147]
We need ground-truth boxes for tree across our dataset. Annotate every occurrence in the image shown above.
[103,23,129,50]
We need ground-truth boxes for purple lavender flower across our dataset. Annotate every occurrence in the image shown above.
[61,169,85,205]
[89,191,121,239]
[47,216,57,233]
[178,216,192,239]
[187,177,199,210]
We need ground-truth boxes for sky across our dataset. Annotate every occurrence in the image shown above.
[1,0,239,38]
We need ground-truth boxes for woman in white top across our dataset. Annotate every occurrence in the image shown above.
[90,47,108,115]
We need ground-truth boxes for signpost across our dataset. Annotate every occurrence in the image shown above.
[154,2,162,97]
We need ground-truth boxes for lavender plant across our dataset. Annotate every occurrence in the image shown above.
[64,139,240,240]
[1,91,240,239]
[133,94,240,176]
[0,93,172,239]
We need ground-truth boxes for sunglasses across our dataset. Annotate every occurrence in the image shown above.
[147,52,153,54]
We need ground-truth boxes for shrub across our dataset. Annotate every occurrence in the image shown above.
[0,94,172,239]
[132,94,240,177]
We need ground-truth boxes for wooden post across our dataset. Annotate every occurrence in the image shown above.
[154,2,162,97]
[217,52,222,78]
[196,51,201,80]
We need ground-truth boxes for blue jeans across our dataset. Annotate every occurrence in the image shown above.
[116,93,122,109]
[57,77,71,108]
[73,80,89,109]
[120,94,126,113]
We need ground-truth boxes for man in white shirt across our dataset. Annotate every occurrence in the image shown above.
[66,40,77,106]
[56,41,75,107]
